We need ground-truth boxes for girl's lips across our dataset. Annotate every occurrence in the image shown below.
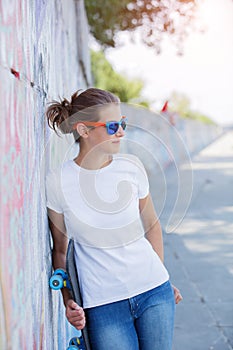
[112,140,120,144]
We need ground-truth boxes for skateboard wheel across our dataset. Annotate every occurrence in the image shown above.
[54,268,67,279]
[49,274,63,290]
[49,268,69,290]
[49,269,71,290]
[68,336,85,350]
[69,337,80,346]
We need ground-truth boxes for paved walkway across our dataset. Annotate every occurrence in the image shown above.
[157,130,233,350]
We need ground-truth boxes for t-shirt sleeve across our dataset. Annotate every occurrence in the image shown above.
[45,170,63,214]
[135,157,150,199]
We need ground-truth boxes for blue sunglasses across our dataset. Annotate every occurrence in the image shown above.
[74,116,127,135]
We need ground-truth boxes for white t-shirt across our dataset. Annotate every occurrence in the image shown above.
[45,154,169,308]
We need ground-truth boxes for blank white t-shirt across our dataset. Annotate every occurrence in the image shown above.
[46,154,169,308]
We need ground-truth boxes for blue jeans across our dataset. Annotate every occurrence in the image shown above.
[85,280,175,350]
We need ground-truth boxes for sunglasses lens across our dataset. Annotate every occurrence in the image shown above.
[106,118,127,134]
[107,122,119,135]
[121,120,127,130]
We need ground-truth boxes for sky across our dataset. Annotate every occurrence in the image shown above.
[104,0,233,126]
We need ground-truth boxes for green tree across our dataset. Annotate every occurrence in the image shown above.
[85,0,200,54]
[91,50,149,106]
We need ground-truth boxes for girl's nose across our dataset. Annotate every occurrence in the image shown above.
[116,125,125,137]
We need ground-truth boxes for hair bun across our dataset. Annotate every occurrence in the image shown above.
[61,98,72,113]
[46,97,73,134]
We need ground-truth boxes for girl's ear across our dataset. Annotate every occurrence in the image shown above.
[75,123,90,138]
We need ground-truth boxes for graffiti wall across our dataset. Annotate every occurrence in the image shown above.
[0,1,91,349]
[0,1,222,349]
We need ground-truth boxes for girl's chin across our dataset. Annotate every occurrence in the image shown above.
[111,142,121,151]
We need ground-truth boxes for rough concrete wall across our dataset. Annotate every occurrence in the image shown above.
[0,1,90,349]
[121,103,222,174]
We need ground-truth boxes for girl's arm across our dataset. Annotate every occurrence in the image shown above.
[139,194,164,262]
[48,209,70,305]
[139,194,183,304]
[48,208,86,329]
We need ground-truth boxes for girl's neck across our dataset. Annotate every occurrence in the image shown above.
[73,151,112,170]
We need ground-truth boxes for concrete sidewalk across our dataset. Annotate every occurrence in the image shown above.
[157,130,233,350]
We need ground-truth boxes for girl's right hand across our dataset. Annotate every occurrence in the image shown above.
[65,299,86,330]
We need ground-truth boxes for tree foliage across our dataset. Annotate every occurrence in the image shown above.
[91,50,149,106]
[84,0,200,54]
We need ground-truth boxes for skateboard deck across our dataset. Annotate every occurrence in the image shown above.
[66,239,91,350]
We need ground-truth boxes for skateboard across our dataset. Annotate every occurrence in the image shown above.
[49,239,91,350]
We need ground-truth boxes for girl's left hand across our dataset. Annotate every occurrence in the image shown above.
[172,284,183,304]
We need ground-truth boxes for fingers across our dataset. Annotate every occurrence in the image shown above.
[66,300,86,330]
[67,299,81,310]
[172,284,183,305]
[175,290,183,304]
[67,315,86,330]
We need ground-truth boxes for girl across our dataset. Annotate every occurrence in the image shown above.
[45,88,182,350]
